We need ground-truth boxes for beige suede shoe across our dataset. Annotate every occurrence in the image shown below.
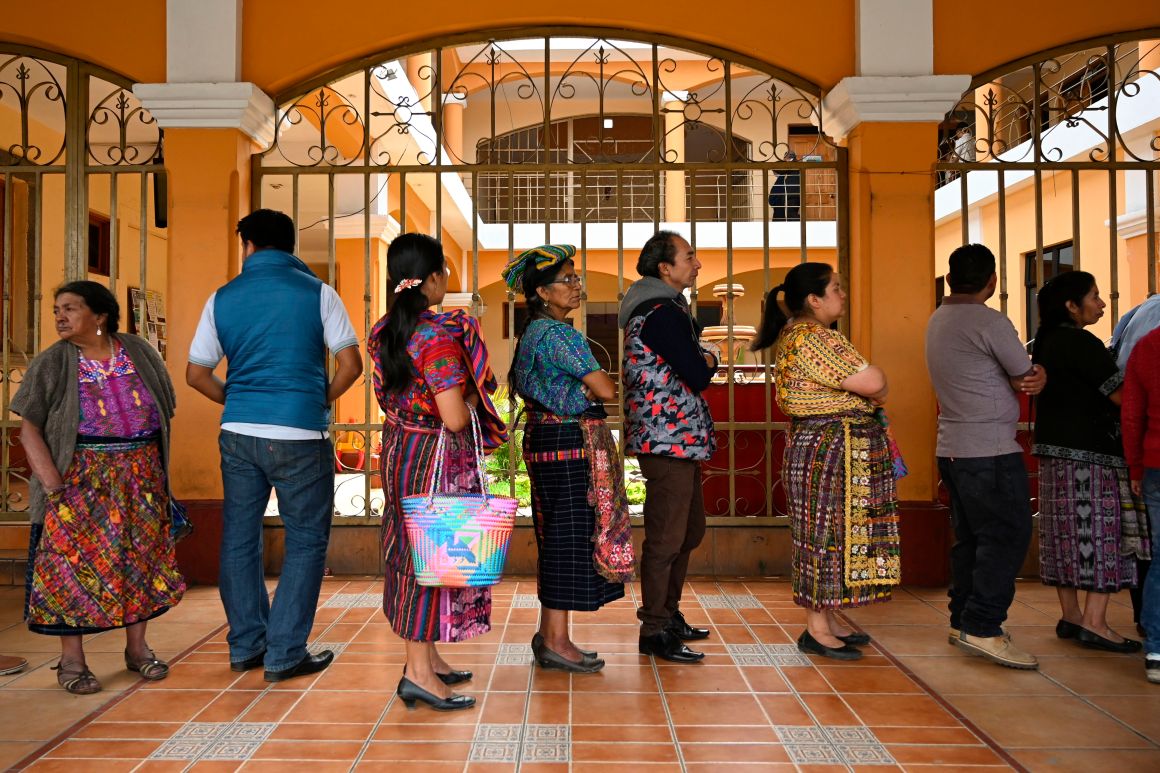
[954,632,1038,669]
[948,627,1010,645]
[0,654,27,676]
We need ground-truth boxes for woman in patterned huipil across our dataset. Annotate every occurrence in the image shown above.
[1032,271,1148,653]
[371,232,506,712]
[12,281,184,694]
[504,245,632,674]
[751,262,900,661]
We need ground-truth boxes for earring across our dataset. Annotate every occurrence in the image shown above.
[96,326,102,337]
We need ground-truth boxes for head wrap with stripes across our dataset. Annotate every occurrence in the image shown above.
[501,244,576,292]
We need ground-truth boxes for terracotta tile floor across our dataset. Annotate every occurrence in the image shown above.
[1,578,1158,771]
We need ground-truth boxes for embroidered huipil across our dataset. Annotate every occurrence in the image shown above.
[513,319,599,416]
[77,341,161,437]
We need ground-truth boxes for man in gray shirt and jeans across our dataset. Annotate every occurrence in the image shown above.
[926,244,1045,670]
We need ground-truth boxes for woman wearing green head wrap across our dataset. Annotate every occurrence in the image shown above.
[504,245,635,673]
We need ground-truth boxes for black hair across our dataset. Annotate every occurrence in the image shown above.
[947,243,996,294]
[636,230,679,278]
[508,257,573,385]
[55,280,120,334]
[236,208,296,253]
[749,262,834,351]
[377,232,445,393]
[1032,270,1097,357]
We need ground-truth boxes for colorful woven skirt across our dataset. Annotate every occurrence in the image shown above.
[1037,456,1147,592]
[524,419,626,611]
[784,414,901,611]
[25,439,185,635]
[380,415,491,642]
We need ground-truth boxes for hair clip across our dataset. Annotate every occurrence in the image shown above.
[394,278,423,293]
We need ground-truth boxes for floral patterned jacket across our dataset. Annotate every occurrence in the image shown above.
[622,301,717,461]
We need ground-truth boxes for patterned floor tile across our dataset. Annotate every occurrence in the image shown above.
[726,644,774,666]
[148,722,276,762]
[474,724,523,742]
[469,741,520,762]
[698,593,763,609]
[764,644,812,666]
[469,723,571,763]
[783,742,843,764]
[835,742,896,765]
[308,641,349,658]
[318,592,380,608]
[496,643,534,665]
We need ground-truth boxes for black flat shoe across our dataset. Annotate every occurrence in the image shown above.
[404,663,473,686]
[797,630,863,661]
[264,650,334,682]
[437,670,473,686]
[533,640,605,673]
[837,631,871,646]
[230,650,266,672]
[1056,619,1082,639]
[533,632,596,660]
[1076,628,1142,653]
[397,676,475,711]
[639,630,705,663]
[667,610,711,641]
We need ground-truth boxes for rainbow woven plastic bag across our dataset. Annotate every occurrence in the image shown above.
[401,407,519,587]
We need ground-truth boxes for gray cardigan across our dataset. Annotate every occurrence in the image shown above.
[10,334,177,525]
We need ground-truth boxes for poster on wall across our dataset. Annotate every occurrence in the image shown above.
[127,286,168,360]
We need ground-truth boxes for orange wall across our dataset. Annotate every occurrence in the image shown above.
[934,2,1160,78]
[2,1,165,82]
[4,2,1160,96]
[242,3,854,97]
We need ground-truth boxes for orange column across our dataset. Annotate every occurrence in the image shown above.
[846,121,939,502]
[164,128,254,499]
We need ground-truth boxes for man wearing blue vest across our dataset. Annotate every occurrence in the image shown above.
[187,209,362,682]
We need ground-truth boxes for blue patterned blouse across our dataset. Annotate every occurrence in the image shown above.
[512,318,600,416]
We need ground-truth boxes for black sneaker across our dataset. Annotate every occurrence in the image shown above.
[1146,656,1160,685]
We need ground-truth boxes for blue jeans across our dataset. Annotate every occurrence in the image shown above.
[1141,468,1160,656]
[218,430,334,671]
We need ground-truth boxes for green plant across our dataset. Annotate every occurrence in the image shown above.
[485,386,529,504]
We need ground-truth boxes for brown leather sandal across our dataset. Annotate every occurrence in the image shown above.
[125,648,169,681]
[52,660,102,695]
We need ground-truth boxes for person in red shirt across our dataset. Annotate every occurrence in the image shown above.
[1122,326,1160,683]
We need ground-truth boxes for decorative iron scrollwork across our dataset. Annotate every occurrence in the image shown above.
[87,83,161,166]
[940,39,1160,167]
[0,55,66,165]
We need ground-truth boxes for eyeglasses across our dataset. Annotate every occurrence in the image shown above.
[547,275,583,287]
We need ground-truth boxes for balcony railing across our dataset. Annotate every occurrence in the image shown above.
[468,167,837,224]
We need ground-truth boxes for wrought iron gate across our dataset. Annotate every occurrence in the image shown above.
[253,29,849,521]
[936,33,1159,334]
[0,44,165,522]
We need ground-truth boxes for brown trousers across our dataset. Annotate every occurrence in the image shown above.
[636,455,707,635]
